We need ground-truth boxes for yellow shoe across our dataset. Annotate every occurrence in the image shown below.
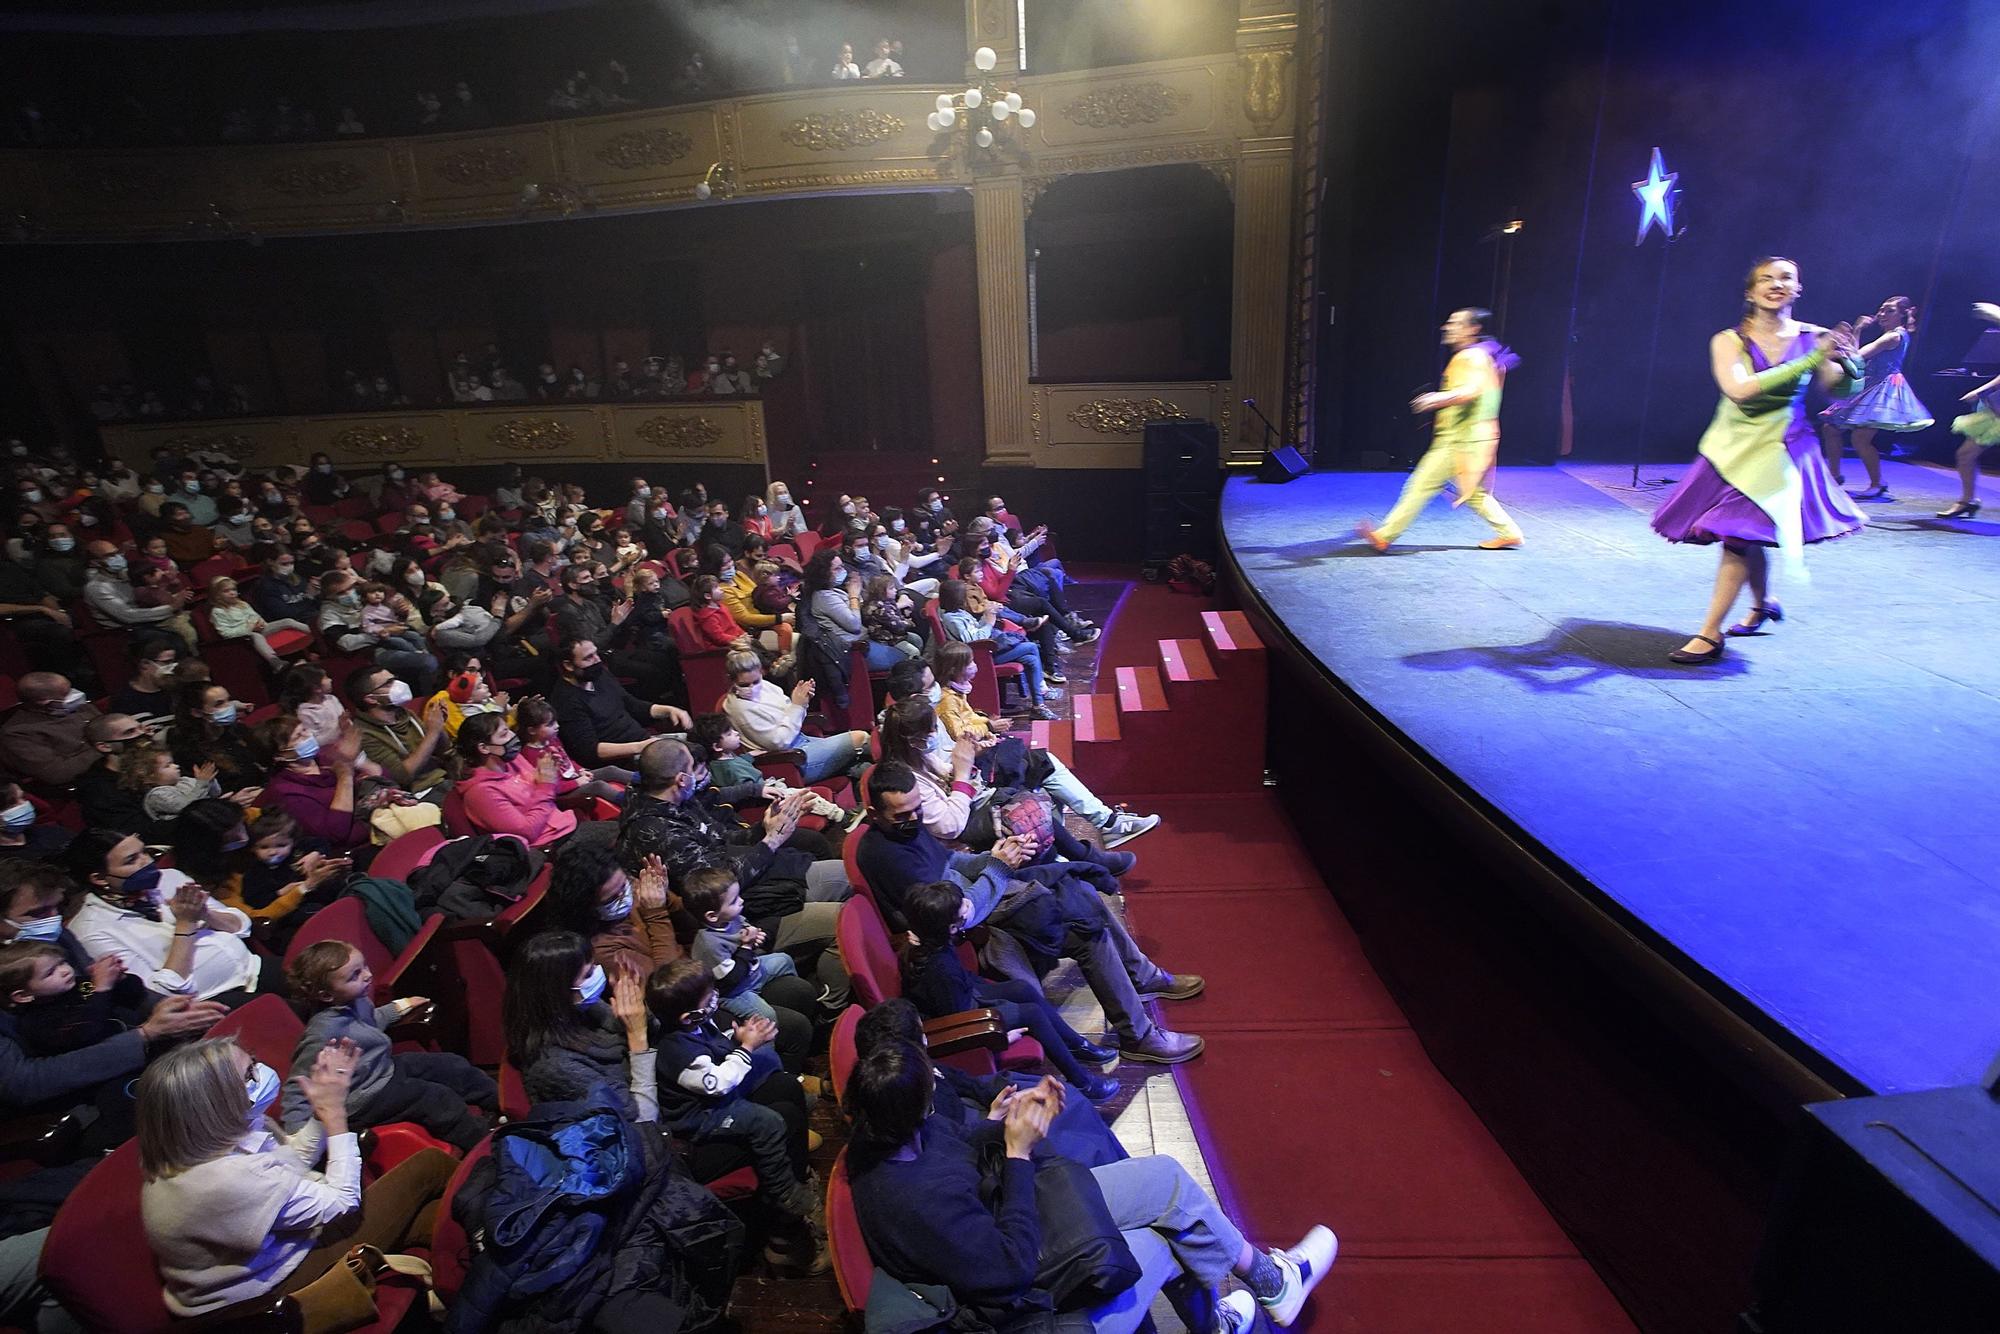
[798,1074,825,1101]
[807,1129,824,1152]
[1355,522,1390,553]
[1478,534,1522,550]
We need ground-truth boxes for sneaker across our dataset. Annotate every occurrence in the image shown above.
[1068,626,1101,645]
[771,1177,822,1220]
[842,805,869,833]
[1215,1290,1257,1334]
[1030,704,1062,722]
[1101,811,1160,848]
[764,1235,832,1276]
[1139,972,1204,1000]
[1118,1028,1204,1064]
[1045,672,1068,686]
[1260,1226,1338,1326]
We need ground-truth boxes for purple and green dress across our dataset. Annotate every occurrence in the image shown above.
[1651,329,1866,562]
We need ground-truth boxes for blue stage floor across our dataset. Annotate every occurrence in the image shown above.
[1221,461,2000,1095]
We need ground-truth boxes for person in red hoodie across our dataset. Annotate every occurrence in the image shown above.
[688,575,753,653]
[455,714,616,850]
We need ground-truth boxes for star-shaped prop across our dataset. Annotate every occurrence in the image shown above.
[1632,147,1679,246]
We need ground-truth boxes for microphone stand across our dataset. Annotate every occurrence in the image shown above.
[1241,396,1284,458]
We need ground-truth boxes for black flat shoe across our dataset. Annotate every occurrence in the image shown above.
[1725,601,1784,637]
[1070,1037,1119,1066]
[1937,501,1983,519]
[1668,633,1725,664]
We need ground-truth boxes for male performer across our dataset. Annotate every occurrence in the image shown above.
[1357,307,1523,552]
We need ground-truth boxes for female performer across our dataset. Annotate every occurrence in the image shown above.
[1818,294,1932,499]
[1652,257,1866,664]
[1939,302,2000,519]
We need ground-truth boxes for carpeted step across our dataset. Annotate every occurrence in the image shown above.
[1158,637,1218,684]
[1113,665,1169,714]
[1028,717,1074,769]
[1071,693,1121,744]
[1202,609,1264,654]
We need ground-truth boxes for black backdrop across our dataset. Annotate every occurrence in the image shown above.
[1314,0,2000,468]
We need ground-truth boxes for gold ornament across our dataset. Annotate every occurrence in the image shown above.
[263,162,365,197]
[1061,82,1194,130]
[487,417,575,452]
[162,431,258,460]
[1240,50,1292,126]
[594,128,696,171]
[329,424,424,458]
[634,416,725,451]
[781,109,905,152]
[438,145,530,186]
[1065,398,1189,435]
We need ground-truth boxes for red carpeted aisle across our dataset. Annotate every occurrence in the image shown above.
[1086,580,1636,1334]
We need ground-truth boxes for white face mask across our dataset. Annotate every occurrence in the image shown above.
[383,680,414,707]
[599,886,634,922]
[245,1061,282,1124]
[575,963,607,1006]
[925,684,942,706]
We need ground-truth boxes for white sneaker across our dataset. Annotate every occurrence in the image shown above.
[1215,1290,1257,1334]
[1259,1225,1337,1327]
[1101,811,1160,849]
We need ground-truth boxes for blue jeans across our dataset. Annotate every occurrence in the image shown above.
[989,637,1044,700]
[864,638,919,671]
[1086,1157,1248,1334]
[375,644,438,691]
[980,978,1099,1088]
[715,952,801,1023]
[797,730,864,783]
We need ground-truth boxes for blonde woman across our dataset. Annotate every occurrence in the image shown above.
[138,1036,455,1324]
[764,480,807,538]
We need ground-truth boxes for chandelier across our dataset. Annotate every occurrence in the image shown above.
[926,45,1037,148]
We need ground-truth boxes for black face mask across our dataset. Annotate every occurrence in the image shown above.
[876,816,922,843]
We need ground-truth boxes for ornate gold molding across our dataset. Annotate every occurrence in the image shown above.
[634,415,724,451]
[487,416,575,452]
[63,161,173,202]
[781,109,905,152]
[1030,139,1235,179]
[1061,82,1194,130]
[263,162,365,198]
[162,430,258,460]
[438,145,529,186]
[1065,397,1190,435]
[594,128,695,171]
[329,424,424,457]
[1240,49,1293,127]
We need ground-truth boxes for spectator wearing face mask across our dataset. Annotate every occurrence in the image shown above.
[0,673,102,787]
[66,829,273,1005]
[172,472,218,527]
[75,714,163,838]
[764,481,807,538]
[251,549,320,625]
[301,454,348,506]
[108,634,185,734]
[377,464,414,513]
[83,540,196,649]
[30,523,88,603]
[0,783,70,861]
[345,667,452,795]
[171,682,267,796]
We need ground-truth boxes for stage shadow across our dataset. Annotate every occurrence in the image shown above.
[1864,516,2000,537]
[1236,539,1457,567]
[1401,618,1750,690]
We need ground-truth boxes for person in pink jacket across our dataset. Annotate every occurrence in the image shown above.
[452,714,576,849]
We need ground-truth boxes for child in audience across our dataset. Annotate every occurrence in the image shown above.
[684,866,801,1025]
[281,940,496,1150]
[131,561,179,611]
[645,959,826,1272]
[134,536,189,599]
[751,562,795,621]
[429,669,510,739]
[686,715,853,828]
[207,574,311,668]
[359,581,430,656]
[224,810,346,934]
[119,741,222,826]
[900,879,1119,1101]
[514,694,631,806]
[0,939,149,1057]
[689,575,753,652]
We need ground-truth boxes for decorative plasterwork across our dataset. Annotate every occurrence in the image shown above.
[1061,82,1194,130]
[1064,397,1190,435]
[594,128,695,171]
[162,431,257,459]
[634,415,724,450]
[438,145,529,186]
[780,110,905,152]
[487,416,574,452]
[1240,49,1293,127]
[328,424,423,457]
[263,162,364,197]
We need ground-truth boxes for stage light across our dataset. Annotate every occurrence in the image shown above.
[1502,219,1523,235]
[1632,147,1678,245]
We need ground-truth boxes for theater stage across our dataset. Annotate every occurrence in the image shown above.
[1219,461,2000,1098]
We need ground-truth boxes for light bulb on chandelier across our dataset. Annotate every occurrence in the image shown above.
[973,46,997,72]
[975,128,994,148]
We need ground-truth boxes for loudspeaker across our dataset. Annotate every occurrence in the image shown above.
[1144,492,1218,564]
[1143,420,1221,497]
[1258,444,1309,484]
